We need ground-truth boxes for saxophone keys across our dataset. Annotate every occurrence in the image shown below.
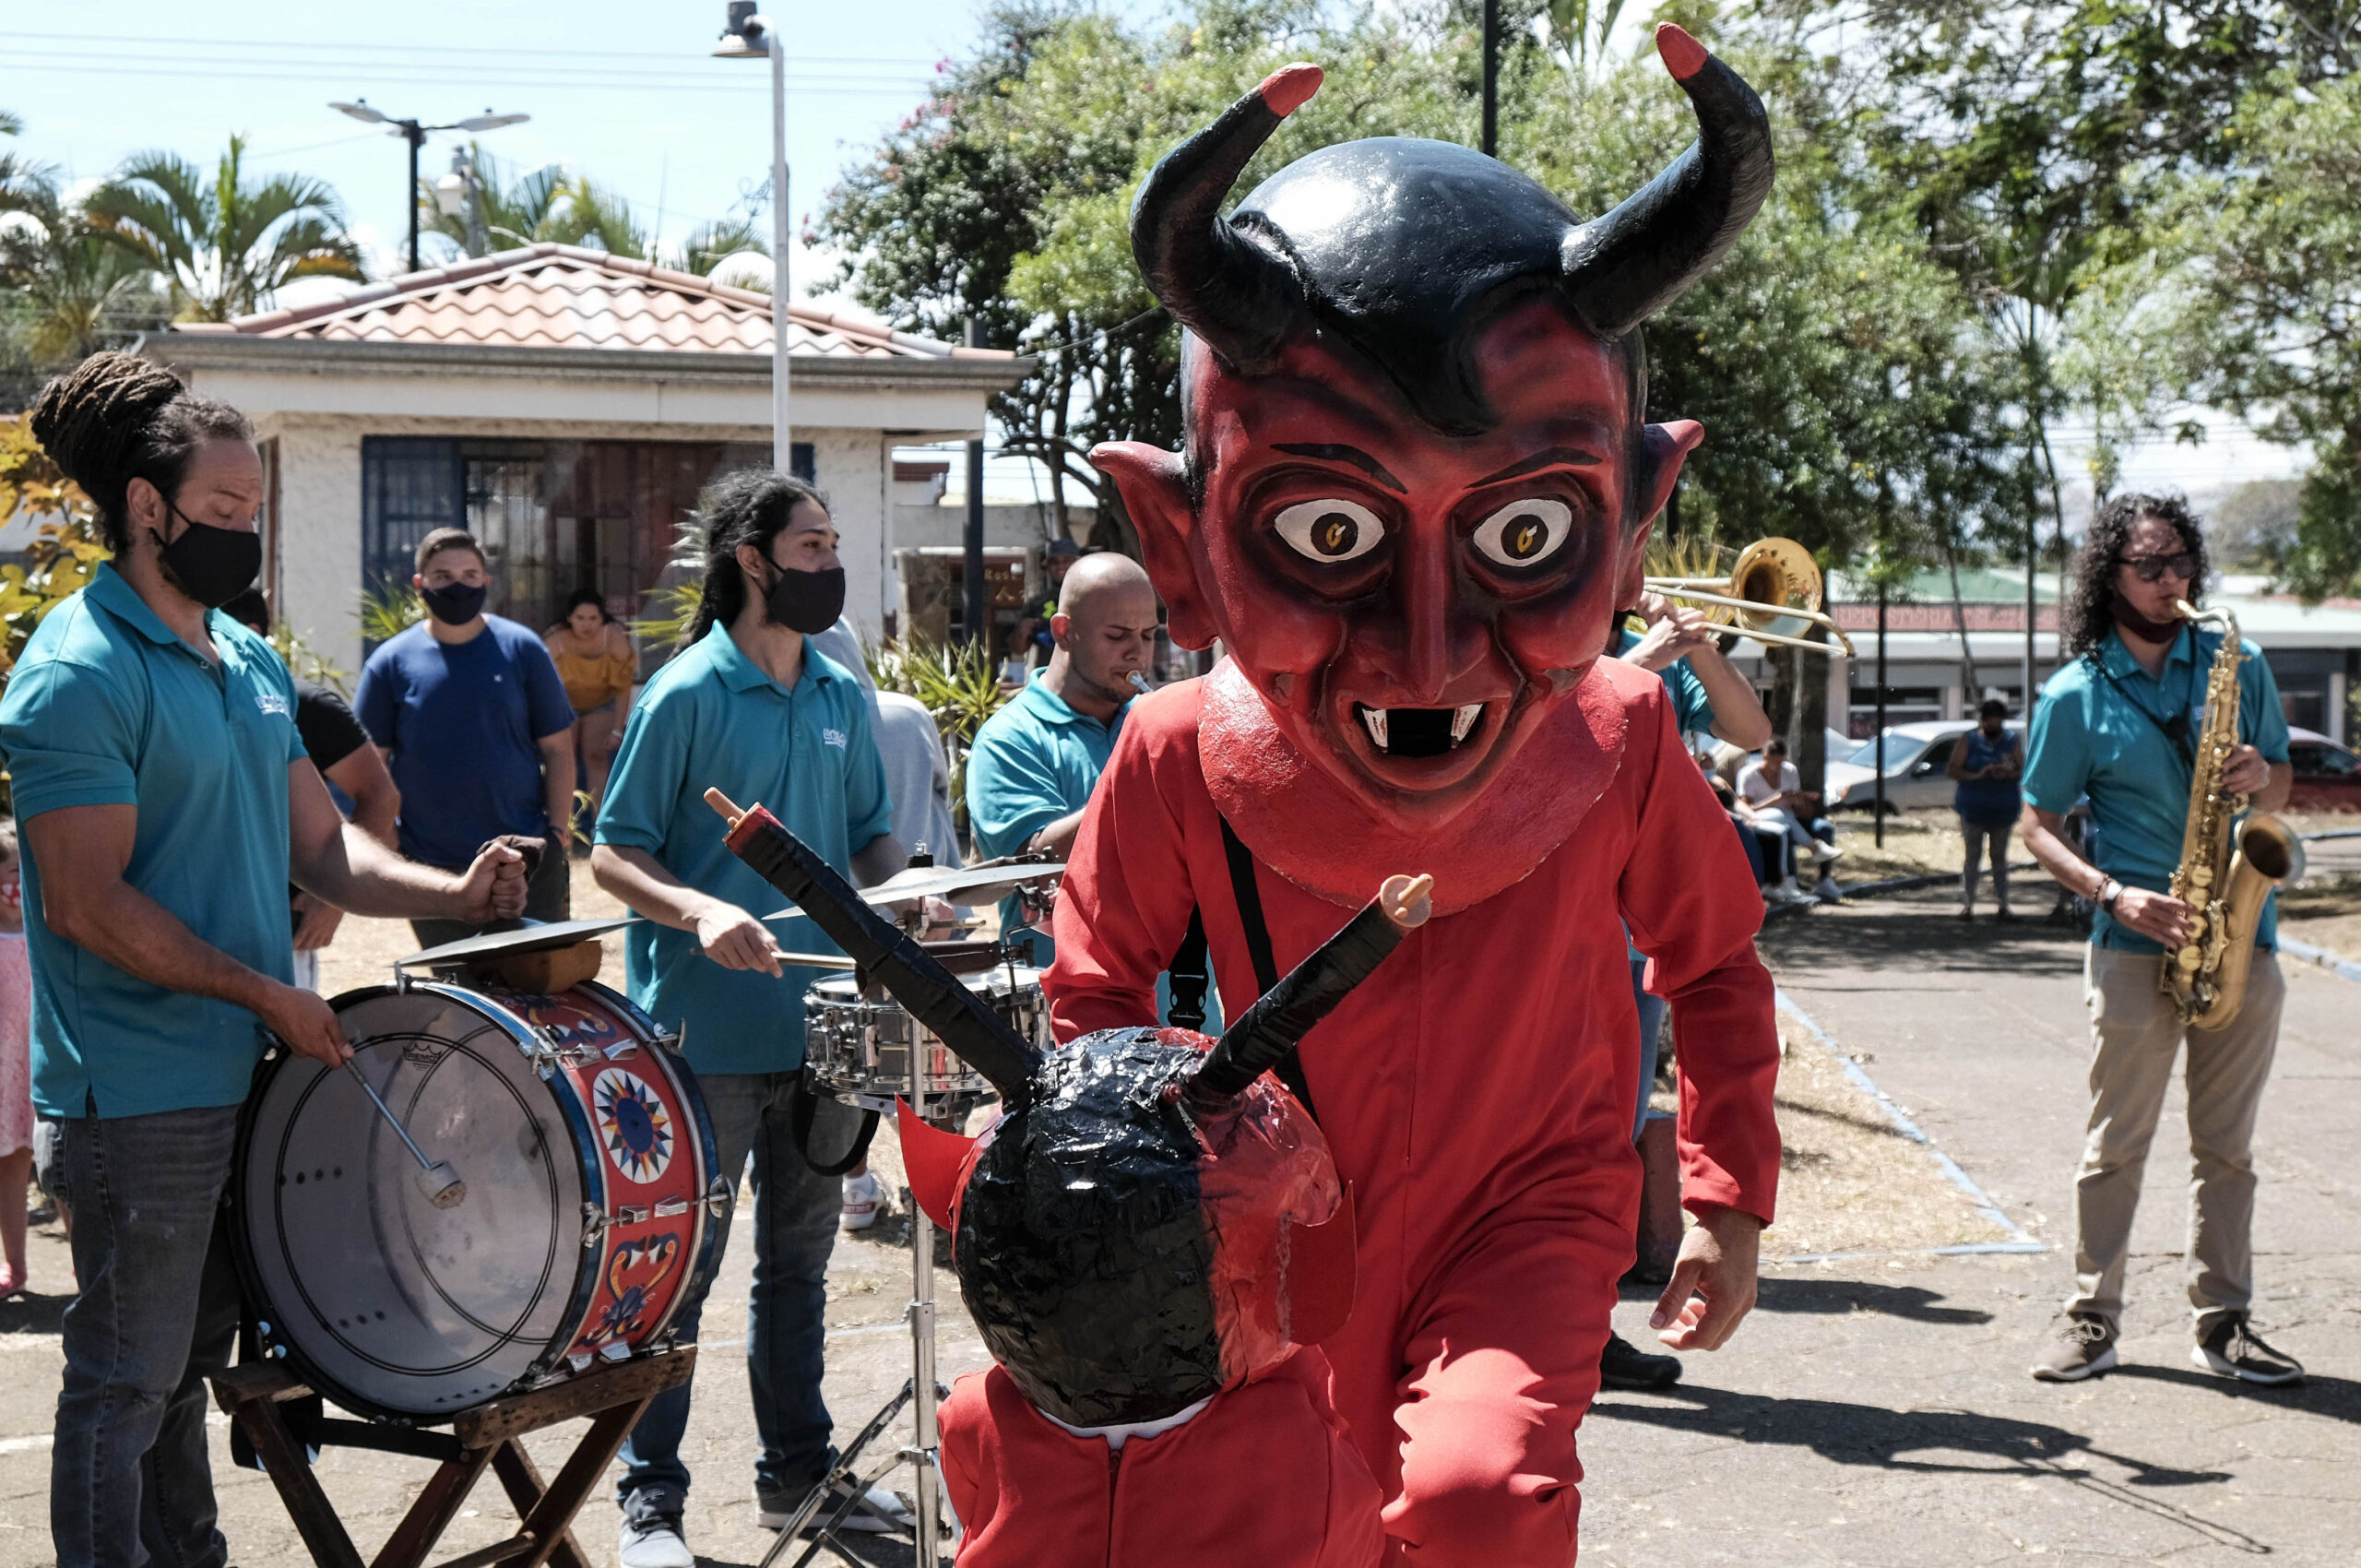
[2177,946,2203,972]
[2190,866,2214,887]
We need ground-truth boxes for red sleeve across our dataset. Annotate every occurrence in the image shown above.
[1047,687,1206,1040]
[1614,682,1782,1226]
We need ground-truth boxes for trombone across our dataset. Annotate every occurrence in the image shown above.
[1642,537,1856,658]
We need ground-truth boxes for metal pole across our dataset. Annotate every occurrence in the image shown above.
[2023,512,2036,715]
[1875,571,1888,849]
[404,121,423,274]
[765,18,792,467]
[964,318,988,650]
[907,1073,943,1565]
[1480,0,1500,157]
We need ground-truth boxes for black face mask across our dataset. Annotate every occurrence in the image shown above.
[421,581,490,626]
[761,564,846,636]
[154,504,261,611]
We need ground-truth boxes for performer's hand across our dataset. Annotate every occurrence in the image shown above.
[1619,602,1716,672]
[259,981,351,1067]
[695,900,785,977]
[1652,1203,1762,1351]
[291,892,345,953]
[2113,886,2194,948]
[2221,743,2270,796]
[454,839,528,924]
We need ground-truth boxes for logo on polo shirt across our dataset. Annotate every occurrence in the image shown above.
[822,728,848,749]
[256,692,291,719]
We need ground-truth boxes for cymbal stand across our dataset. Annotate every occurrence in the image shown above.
[758,942,951,1568]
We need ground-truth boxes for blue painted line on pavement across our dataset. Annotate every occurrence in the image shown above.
[2279,935,2361,987]
[1773,987,2044,1254]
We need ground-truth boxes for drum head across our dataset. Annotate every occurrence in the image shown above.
[235,985,598,1420]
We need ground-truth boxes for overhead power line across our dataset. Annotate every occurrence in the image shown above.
[6,30,940,67]
[0,57,932,98]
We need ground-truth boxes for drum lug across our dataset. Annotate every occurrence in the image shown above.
[580,1203,611,1249]
[653,1196,692,1218]
[255,1320,288,1360]
[616,1205,650,1225]
[706,1176,732,1218]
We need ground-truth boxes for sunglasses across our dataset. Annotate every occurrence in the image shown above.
[2118,551,2198,584]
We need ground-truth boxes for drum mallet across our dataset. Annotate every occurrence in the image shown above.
[343,1060,468,1209]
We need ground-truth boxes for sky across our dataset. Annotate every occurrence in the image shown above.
[0,0,2309,514]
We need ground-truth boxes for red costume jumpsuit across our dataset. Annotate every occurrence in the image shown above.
[1041,657,1782,1564]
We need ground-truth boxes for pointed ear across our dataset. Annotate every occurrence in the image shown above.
[1092,441,1218,649]
[896,1099,977,1232]
[1282,1182,1358,1346]
[1617,510,1658,612]
[1636,420,1703,533]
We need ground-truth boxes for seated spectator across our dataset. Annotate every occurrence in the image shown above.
[1736,739,1841,904]
[544,588,637,830]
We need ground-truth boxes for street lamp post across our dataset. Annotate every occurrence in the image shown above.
[716,3,794,469]
[328,101,528,274]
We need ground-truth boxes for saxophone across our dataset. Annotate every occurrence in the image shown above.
[2163,600,2306,1028]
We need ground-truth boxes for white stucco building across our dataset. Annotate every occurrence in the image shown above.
[145,244,1025,674]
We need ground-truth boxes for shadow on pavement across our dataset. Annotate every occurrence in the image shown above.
[1591,1384,2268,1552]
[1763,899,2086,980]
[1752,1277,1994,1325]
[0,1288,68,1334]
[2112,1361,2361,1426]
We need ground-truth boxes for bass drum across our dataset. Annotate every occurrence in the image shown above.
[233,980,723,1421]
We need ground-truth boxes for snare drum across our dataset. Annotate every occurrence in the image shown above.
[233,980,722,1421]
[802,963,1048,1112]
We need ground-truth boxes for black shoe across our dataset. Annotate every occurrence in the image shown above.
[2192,1315,2304,1385]
[1599,1331,1681,1391]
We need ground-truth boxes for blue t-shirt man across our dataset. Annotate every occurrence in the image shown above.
[1614,624,1715,741]
[0,563,305,1117]
[358,613,575,869]
[595,624,893,1075]
[2023,623,2290,954]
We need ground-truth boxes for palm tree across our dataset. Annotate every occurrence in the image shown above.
[678,216,767,279]
[2,184,164,362]
[540,175,646,259]
[421,148,647,261]
[85,135,364,322]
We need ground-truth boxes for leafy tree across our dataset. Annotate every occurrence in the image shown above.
[0,420,106,680]
[2,184,165,362]
[85,136,363,321]
[2121,74,2361,596]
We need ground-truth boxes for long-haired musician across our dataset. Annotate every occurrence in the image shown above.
[2017,493,2300,1386]
[3,352,528,1568]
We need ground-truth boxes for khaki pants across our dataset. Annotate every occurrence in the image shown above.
[2069,945,2285,1336]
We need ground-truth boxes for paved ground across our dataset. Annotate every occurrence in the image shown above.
[6,872,2360,1565]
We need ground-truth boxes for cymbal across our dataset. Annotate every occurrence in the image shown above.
[857,859,1068,907]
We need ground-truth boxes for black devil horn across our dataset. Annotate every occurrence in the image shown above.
[1190,873,1431,1103]
[1559,24,1774,339]
[706,790,1041,1109]
[1131,63,1323,375]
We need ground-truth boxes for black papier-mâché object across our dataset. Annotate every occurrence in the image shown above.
[709,790,1427,1426]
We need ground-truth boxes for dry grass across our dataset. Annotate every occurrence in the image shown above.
[1748,1014,2015,1259]
[1822,809,1991,885]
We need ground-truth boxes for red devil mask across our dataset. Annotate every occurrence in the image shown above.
[717,797,1428,1426]
[1093,26,1773,912]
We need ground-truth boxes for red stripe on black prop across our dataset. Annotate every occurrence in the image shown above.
[706,790,1041,1110]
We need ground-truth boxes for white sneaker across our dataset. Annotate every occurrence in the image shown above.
[1812,840,1843,863]
[618,1517,693,1568]
[1769,876,1808,905]
[1814,874,1843,904]
[840,1171,884,1231]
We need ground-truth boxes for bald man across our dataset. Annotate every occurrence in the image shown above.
[967,553,1159,968]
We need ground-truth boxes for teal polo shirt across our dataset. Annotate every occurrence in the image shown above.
[966,671,1127,966]
[0,564,304,1117]
[594,624,892,1076]
[1615,625,1715,740]
[2022,624,2290,954]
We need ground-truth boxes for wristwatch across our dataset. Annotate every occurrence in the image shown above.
[2097,877,2123,910]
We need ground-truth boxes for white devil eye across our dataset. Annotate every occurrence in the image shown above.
[1273,498,1385,564]
[1471,498,1574,568]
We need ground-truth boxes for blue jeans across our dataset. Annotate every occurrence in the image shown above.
[1630,957,1668,1145]
[617,1073,857,1518]
[36,1105,243,1568]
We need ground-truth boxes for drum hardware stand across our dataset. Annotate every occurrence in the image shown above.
[208,1345,696,1568]
[758,1051,954,1568]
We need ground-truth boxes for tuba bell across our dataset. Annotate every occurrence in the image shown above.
[1642,537,1857,657]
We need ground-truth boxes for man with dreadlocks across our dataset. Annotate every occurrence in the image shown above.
[1014,26,1785,1564]
[3,351,529,1568]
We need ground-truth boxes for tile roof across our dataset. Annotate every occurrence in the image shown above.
[172,244,1010,363]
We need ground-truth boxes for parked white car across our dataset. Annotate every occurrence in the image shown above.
[1823,720,2023,813]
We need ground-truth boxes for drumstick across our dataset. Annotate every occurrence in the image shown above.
[343,1061,468,1209]
[706,787,746,827]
